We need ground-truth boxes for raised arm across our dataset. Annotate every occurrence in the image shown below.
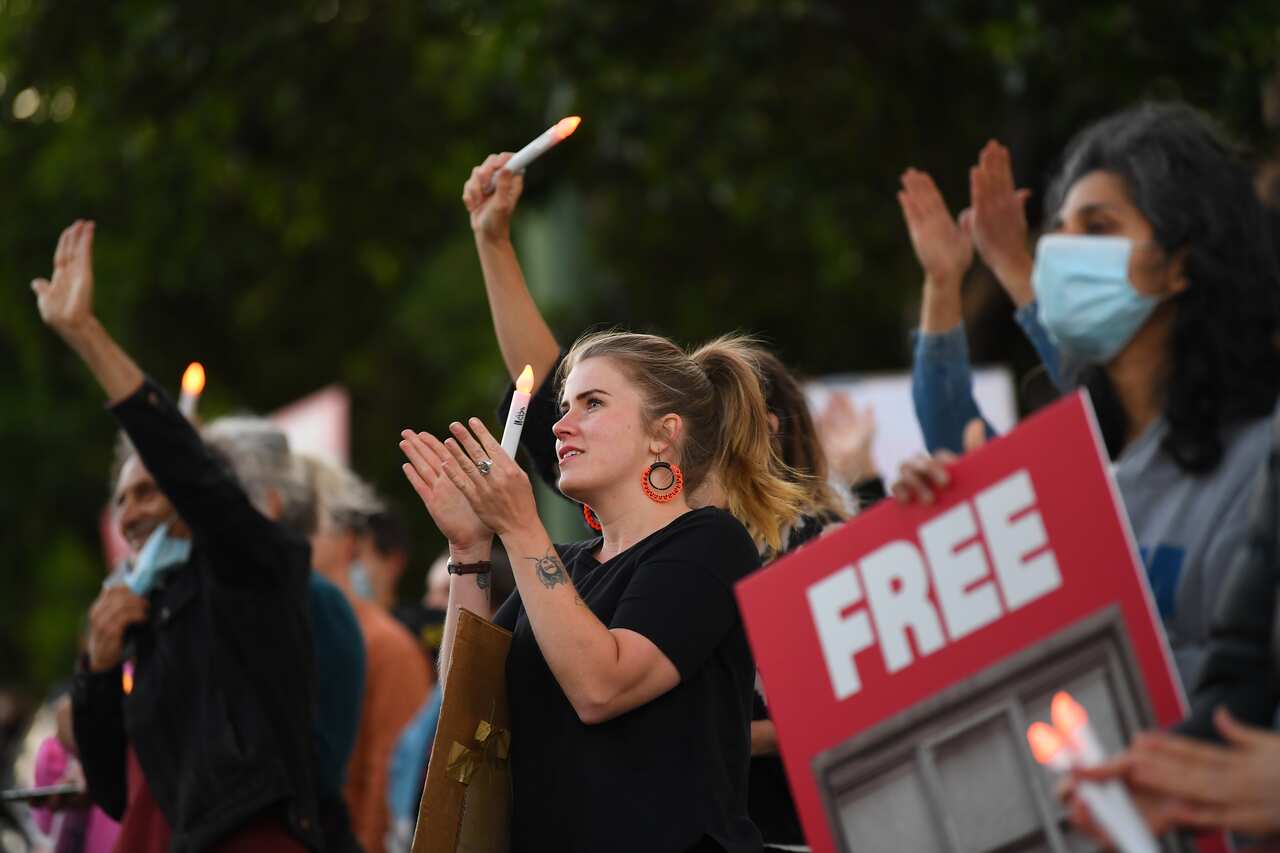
[462,154,561,385]
[32,221,143,403]
[33,221,296,582]
[896,170,995,452]
[969,141,1070,389]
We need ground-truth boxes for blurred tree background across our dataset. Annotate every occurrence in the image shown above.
[1,0,1278,699]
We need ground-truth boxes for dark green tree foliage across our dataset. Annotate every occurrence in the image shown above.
[0,0,1277,695]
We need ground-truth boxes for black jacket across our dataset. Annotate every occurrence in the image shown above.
[1178,412,1280,739]
[72,379,320,852]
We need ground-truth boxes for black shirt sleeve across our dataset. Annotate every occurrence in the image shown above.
[71,660,128,821]
[492,590,522,632]
[497,351,566,494]
[109,377,301,588]
[611,511,761,681]
[1177,444,1280,739]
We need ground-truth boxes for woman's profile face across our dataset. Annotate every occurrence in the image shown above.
[1050,169,1184,298]
[553,356,655,502]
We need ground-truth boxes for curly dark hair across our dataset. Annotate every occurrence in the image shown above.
[1046,102,1280,472]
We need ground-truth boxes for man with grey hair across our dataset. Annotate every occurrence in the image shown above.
[204,423,368,853]
[36,220,320,849]
[303,455,430,853]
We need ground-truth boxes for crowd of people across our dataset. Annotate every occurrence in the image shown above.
[8,99,1280,852]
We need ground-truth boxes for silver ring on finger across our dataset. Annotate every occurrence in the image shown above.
[476,458,494,476]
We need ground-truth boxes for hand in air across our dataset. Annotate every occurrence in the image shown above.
[815,392,878,485]
[897,169,973,291]
[968,140,1034,305]
[462,153,525,242]
[32,220,97,335]
[86,585,148,673]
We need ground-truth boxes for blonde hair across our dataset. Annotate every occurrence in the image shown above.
[560,331,814,554]
[299,454,384,534]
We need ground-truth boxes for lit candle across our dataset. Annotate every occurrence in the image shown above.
[1024,693,1159,853]
[178,362,206,418]
[501,365,535,459]
[485,116,582,194]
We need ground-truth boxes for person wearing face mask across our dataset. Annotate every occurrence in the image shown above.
[899,101,1280,691]
[34,221,322,850]
[399,330,813,853]
[303,455,430,853]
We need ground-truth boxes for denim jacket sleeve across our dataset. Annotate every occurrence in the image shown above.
[911,324,995,454]
[1013,301,1076,391]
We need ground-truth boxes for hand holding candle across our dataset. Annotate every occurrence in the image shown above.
[484,116,581,194]
[178,361,205,418]
[1027,692,1159,853]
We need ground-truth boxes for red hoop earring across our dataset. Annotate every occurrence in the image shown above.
[641,459,684,503]
[582,504,602,532]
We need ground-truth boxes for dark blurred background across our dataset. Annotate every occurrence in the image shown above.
[2,0,1278,700]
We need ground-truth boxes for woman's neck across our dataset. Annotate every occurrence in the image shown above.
[592,495,691,562]
[1105,306,1173,445]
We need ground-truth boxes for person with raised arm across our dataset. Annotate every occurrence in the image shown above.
[32,221,320,851]
[400,329,813,852]
[899,103,1280,690]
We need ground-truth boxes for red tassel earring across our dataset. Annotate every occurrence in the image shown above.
[582,504,603,531]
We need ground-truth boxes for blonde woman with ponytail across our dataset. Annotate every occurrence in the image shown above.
[399,330,803,853]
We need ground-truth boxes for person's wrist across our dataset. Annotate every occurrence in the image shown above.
[990,252,1035,306]
[922,273,964,295]
[448,541,492,564]
[54,314,102,346]
[473,228,512,249]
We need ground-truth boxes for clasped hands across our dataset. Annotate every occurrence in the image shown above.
[399,418,539,549]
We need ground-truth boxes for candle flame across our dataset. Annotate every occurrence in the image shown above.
[554,115,582,140]
[1051,691,1088,734]
[1027,721,1066,764]
[122,661,134,695]
[181,362,206,396]
[516,364,535,394]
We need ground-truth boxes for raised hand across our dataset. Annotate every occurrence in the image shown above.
[815,392,877,486]
[462,153,525,243]
[897,169,973,291]
[400,429,492,550]
[32,220,96,335]
[969,140,1035,305]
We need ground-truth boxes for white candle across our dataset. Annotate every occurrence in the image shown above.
[485,116,582,194]
[501,365,536,459]
[1036,694,1160,853]
[178,362,205,418]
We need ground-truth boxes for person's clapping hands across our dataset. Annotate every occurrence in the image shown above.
[815,392,878,486]
[400,419,539,539]
[968,140,1035,305]
[897,168,974,292]
[32,219,97,337]
[463,153,525,243]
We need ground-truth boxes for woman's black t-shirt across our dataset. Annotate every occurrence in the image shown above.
[492,507,763,853]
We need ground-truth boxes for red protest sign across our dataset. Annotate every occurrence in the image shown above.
[737,393,1196,853]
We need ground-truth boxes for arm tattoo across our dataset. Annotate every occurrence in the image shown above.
[527,548,569,590]
[475,571,491,593]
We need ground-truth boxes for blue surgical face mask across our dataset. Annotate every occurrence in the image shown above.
[115,522,192,595]
[1032,234,1161,364]
[349,559,375,600]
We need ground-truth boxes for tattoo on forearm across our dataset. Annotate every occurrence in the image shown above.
[527,549,569,590]
[475,571,490,590]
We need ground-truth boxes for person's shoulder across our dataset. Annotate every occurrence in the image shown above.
[649,508,760,575]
